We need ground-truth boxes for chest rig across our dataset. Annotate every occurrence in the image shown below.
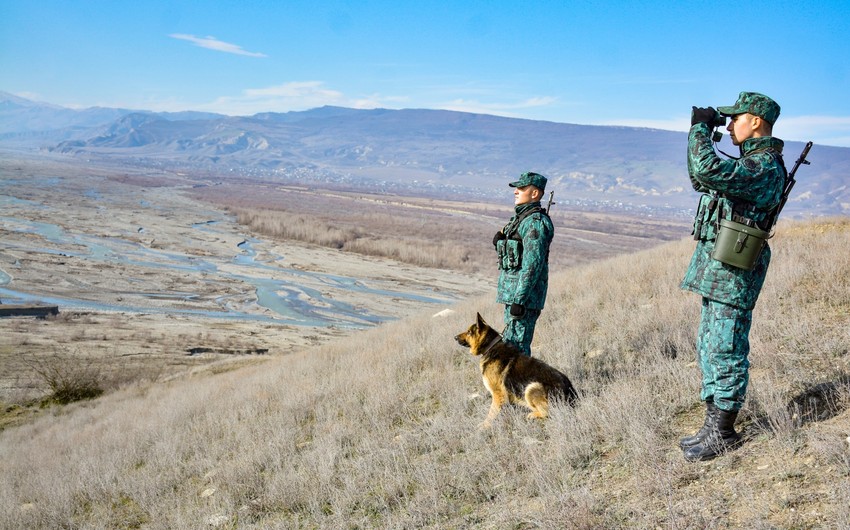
[496,206,548,271]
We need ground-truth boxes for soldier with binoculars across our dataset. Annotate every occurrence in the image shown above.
[680,91,787,461]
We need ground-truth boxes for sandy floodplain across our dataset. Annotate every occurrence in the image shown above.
[0,154,492,406]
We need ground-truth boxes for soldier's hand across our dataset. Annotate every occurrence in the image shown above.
[493,231,506,246]
[691,106,718,126]
[509,303,526,318]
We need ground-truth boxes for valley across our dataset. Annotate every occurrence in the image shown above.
[0,151,687,410]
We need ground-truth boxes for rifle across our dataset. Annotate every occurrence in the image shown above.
[765,141,813,232]
[546,191,555,214]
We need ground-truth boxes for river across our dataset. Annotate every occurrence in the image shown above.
[0,202,466,330]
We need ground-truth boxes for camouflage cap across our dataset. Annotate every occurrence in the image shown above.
[717,91,781,125]
[509,171,547,192]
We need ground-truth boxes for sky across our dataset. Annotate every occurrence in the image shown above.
[2,0,849,146]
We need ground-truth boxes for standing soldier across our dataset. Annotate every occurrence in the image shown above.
[493,171,554,356]
[680,92,786,461]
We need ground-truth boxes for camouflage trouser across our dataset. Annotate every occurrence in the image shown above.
[697,298,753,412]
[502,306,541,356]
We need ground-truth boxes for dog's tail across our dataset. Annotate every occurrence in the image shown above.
[561,375,579,406]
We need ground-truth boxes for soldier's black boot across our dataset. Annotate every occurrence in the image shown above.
[679,400,716,450]
[683,408,741,462]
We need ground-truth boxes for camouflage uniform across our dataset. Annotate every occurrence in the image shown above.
[682,92,786,412]
[495,172,554,355]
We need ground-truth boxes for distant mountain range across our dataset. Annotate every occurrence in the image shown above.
[1,91,847,216]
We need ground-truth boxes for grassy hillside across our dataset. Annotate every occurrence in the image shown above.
[1,218,848,529]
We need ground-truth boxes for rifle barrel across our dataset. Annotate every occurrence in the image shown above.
[771,141,813,228]
[790,141,813,176]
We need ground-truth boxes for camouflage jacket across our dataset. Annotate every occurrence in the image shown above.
[495,201,554,309]
[681,123,786,309]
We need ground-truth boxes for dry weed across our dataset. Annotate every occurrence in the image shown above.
[0,217,848,528]
[192,182,688,275]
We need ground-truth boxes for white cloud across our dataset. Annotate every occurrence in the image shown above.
[439,96,557,117]
[242,82,342,100]
[194,82,347,115]
[596,117,691,132]
[169,34,266,57]
[13,91,43,101]
[774,115,850,147]
[349,94,410,109]
[189,82,418,116]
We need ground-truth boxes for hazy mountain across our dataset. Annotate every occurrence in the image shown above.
[0,91,222,139]
[1,92,847,216]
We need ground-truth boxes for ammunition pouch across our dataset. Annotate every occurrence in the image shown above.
[692,194,719,241]
[496,238,522,270]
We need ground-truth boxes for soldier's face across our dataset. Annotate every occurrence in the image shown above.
[726,113,757,145]
[514,185,540,205]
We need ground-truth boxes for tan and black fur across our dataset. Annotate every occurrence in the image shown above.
[455,313,577,428]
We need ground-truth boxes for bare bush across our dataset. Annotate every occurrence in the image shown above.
[24,353,104,405]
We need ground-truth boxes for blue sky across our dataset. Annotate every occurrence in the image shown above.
[2,0,849,146]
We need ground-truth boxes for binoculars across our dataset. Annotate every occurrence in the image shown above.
[691,107,727,128]
[709,109,726,142]
[707,112,726,128]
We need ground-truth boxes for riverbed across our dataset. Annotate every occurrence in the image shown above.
[0,155,492,356]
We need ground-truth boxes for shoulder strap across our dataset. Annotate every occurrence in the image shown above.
[722,148,788,221]
[505,206,547,239]
[517,206,547,224]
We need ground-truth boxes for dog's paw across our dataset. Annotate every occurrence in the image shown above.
[477,420,493,431]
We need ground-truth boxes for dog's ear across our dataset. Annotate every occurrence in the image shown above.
[476,312,486,328]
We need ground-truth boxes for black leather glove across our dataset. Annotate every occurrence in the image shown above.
[691,106,719,126]
[509,303,525,318]
[493,230,506,246]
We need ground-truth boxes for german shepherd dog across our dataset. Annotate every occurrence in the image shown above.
[455,313,577,428]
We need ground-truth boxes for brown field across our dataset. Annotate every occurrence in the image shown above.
[190,177,690,274]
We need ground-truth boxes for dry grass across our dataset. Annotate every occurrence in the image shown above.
[0,312,279,430]
[0,217,848,528]
[233,206,480,273]
[192,180,688,274]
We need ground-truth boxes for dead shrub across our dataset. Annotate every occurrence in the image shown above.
[25,353,104,405]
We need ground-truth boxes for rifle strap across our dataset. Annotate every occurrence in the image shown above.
[504,206,548,240]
